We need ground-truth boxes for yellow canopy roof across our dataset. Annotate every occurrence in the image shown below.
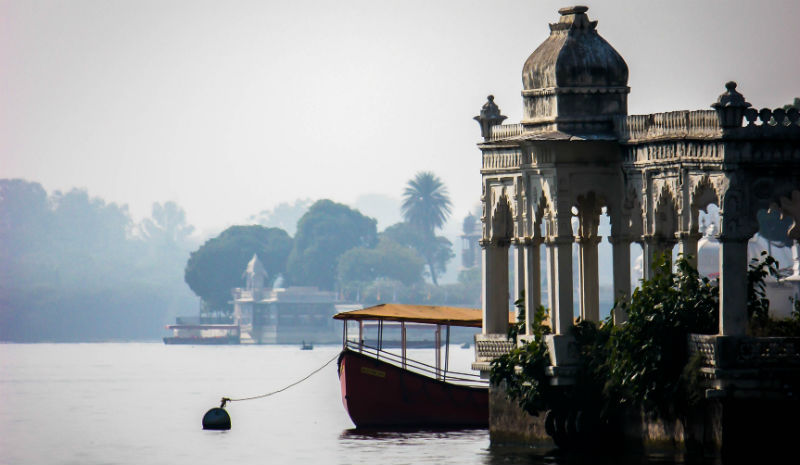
[333,303,517,328]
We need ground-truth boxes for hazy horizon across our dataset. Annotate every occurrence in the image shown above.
[3,0,799,234]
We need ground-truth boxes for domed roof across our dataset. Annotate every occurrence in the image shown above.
[518,6,629,132]
[522,6,628,91]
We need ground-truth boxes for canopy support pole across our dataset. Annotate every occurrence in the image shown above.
[401,321,407,369]
[444,325,450,382]
[435,325,441,380]
[377,320,383,360]
[358,321,363,353]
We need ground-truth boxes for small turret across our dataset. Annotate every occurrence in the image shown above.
[474,95,508,141]
[711,81,751,128]
[243,254,268,292]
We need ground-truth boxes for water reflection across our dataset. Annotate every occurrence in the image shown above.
[338,427,707,465]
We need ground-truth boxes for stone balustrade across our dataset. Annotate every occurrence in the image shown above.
[482,150,522,170]
[689,333,800,370]
[743,107,800,128]
[489,123,524,140]
[472,333,515,373]
[615,110,721,142]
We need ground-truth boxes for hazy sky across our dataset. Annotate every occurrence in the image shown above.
[2,0,799,235]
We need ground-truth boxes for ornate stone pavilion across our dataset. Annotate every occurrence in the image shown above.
[472,4,800,394]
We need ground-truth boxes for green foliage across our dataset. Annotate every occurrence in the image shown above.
[1,179,198,341]
[756,210,793,248]
[286,200,377,290]
[185,225,292,311]
[139,201,195,246]
[746,251,780,325]
[604,255,718,419]
[490,303,552,416]
[337,238,425,288]
[491,254,721,421]
[507,294,526,340]
[400,172,453,286]
[382,222,454,286]
[401,171,452,235]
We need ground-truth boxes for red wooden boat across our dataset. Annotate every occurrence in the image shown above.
[333,304,512,429]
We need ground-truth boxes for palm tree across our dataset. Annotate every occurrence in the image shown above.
[401,172,452,235]
[401,172,453,285]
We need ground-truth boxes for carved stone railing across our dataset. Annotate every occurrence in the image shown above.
[482,149,523,170]
[616,110,721,142]
[489,123,524,141]
[472,333,515,373]
[689,334,800,369]
[688,334,800,398]
[743,107,800,128]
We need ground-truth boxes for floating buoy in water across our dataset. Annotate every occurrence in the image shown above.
[202,398,231,430]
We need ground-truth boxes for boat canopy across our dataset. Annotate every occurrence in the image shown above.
[333,303,516,328]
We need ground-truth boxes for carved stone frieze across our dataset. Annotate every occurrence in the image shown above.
[491,191,514,245]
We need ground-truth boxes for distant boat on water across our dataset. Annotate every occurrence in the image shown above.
[163,318,240,345]
[301,341,314,350]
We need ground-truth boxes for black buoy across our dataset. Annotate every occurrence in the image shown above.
[202,398,231,430]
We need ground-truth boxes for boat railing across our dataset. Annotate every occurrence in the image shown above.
[345,340,488,388]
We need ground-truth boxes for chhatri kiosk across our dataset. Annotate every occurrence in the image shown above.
[472,5,800,452]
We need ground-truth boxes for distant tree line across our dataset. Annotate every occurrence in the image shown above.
[1,171,479,341]
[186,172,478,316]
[0,179,198,341]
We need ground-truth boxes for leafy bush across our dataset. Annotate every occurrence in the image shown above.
[492,254,720,421]
[492,252,800,425]
[604,255,718,419]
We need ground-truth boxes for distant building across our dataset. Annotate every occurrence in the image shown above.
[232,254,356,344]
[460,212,481,269]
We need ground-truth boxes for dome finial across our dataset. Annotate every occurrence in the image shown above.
[558,5,588,16]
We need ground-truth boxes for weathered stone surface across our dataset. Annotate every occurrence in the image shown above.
[488,383,553,446]
[520,6,629,133]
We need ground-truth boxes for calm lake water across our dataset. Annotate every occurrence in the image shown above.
[0,343,687,465]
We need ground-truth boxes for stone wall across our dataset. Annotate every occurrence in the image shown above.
[488,382,553,446]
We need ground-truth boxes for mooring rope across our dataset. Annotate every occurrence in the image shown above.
[219,352,340,408]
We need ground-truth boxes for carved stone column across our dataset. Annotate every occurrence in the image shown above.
[609,235,631,323]
[642,235,676,278]
[549,235,574,335]
[678,231,703,268]
[513,240,526,304]
[481,240,510,335]
[577,236,601,322]
[523,237,543,335]
[719,239,749,336]
[546,240,557,318]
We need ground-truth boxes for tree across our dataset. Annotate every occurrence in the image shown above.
[400,172,453,285]
[337,238,425,288]
[1,179,200,341]
[184,225,292,312]
[401,171,452,235]
[382,222,454,285]
[757,209,793,251]
[0,179,52,261]
[285,200,377,290]
[139,201,195,246]
[248,198,313,236]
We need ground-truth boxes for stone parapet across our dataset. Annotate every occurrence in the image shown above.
[472,332,515,374]
[689,334,800,398]
[615,110,721,143]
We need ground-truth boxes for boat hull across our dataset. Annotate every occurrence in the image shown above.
[338,349,488,428]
